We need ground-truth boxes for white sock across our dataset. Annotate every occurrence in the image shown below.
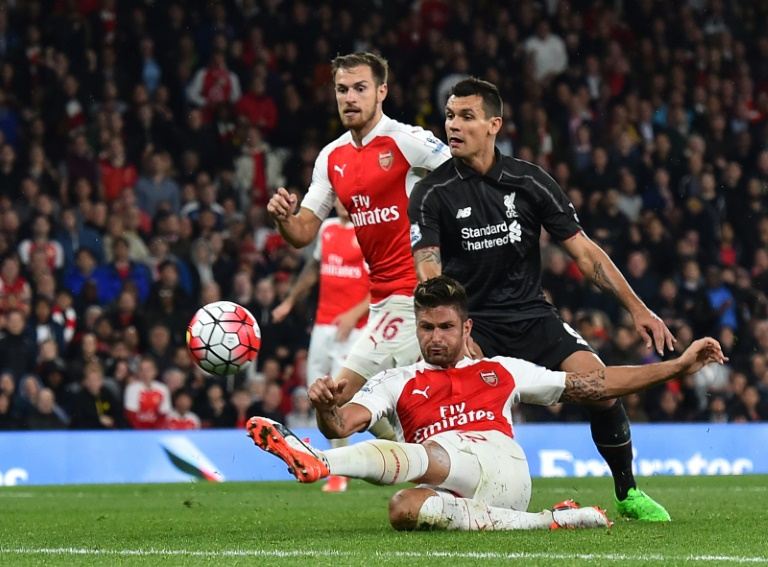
[417,492,553,531]
[322,440,429,484]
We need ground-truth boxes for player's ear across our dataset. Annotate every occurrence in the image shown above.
[463,317,473,336]
[377,82,388,103]
[488,116,502,137]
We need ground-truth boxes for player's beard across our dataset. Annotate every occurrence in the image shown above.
[423,341,463,367]
[341,104,376,132]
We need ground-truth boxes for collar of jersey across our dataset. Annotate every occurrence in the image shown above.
[422,356,479,371]
[453,147,504,182]
[353,114,391,148]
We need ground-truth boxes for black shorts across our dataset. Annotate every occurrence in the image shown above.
[470,311,596,370]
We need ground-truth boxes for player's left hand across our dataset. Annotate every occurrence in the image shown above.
[333,310,358,342]
[632,308,676,356]
[677,337,728,375]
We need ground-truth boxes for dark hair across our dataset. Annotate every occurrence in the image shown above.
[414,275,469,321]
[450,77,503,118]
[331,52,388,85]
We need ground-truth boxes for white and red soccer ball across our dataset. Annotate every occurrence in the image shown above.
[186,301,261,375]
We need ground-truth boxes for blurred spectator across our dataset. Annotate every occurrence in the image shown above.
[0,254,31,314]
[186,51,241,118]
[123,356,170,429]
[98,137,138,204]
[285,387,315,429]
[200,382,234,428]
[135,152,180,217]
[166,390,201,430]
[236,77,278,136]
[17,214,64,272]
[24,387,68,430]
[98,237,152,304]
[0,309,36,381]
[0,390,18,429]
[70,363,124,429]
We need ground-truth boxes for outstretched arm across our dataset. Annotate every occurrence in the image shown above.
[333,293,370,341]
[308,376,372,438]
[559,338,726,403]
[413,246,442,282]
[562,231,675,354]
[272,257,320,323]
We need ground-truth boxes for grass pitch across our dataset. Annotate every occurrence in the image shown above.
[0,476,766,566]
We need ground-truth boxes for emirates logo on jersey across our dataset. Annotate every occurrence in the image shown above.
[480,370,499,387]
[378,150,393,171]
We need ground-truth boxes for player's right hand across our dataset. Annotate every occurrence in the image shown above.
[267,187,298,221]
[308,375,346,411]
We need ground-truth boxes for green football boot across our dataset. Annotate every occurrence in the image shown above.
[616,488,671,522]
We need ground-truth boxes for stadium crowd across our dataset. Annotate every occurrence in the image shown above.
[0,0,767,431]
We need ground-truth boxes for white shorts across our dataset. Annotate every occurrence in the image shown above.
[306,324,363,385]
[428,430,532,511]
[343,295,420,381]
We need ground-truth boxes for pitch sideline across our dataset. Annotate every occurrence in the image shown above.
[1,547,767,564]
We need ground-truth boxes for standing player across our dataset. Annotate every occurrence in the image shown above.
[272,199,370,492]
[408,78,676,521]
[267,53,450,407]
[246,276,725,531]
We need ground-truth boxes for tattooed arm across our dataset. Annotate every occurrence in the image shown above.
[559,338,726,403]
[562,231,675,355]
[308,375,372,438]
[413,246,443,282]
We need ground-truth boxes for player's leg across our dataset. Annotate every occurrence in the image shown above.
[246,416,432,483]
[389,431,610,531]
[561,350,670,522]
[389,488,610,531]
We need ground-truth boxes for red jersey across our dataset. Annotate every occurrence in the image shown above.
[166,410,201,430]
[302,115,450,304]
[313,218,369,327]
[351,357,566,444]
[124,380,171,430]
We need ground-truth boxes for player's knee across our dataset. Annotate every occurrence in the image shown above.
[388,489,430,531]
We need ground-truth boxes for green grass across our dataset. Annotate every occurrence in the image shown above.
[0,476,766,566]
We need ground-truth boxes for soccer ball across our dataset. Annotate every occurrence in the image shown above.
[186,301,261,375]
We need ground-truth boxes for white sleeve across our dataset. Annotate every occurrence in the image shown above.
[312,235,322,262]
[158,383,172,415]
[349,369,399,428]
[313,221,331,262]
[124,382,139,412]
[300,144,336,221]
[493,356,566,406]
[393,124,452,171]
[186,69,206,106]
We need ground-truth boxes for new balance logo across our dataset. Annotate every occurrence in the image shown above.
[334,164,347,177]
[412,386,430,399]
[455,207,472,219]
[509,220,522,243]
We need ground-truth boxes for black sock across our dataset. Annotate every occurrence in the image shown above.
[588,400,636,500]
